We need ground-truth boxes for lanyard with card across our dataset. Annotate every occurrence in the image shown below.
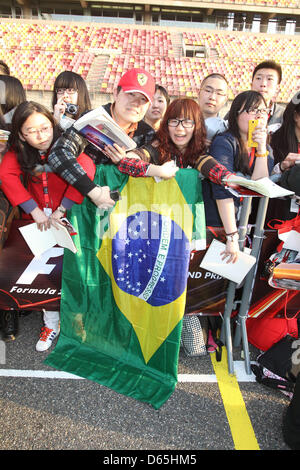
[43,207,52,216]
[40,154,52,215]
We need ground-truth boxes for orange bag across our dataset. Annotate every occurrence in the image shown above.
[273,263,300,280]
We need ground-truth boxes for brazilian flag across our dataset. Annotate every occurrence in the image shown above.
[45,165,205,409]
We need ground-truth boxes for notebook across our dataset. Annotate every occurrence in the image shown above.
[200,239,257,284]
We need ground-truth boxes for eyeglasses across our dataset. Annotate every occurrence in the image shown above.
[56,88,78,95]
[22,125,53,137]
[201,86,227,98]
[240,107,270,117]
[168,118,195,128]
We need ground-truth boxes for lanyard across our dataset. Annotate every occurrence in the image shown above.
[173,154,183,168]
[249,147,255,167]
[40,154,50,208]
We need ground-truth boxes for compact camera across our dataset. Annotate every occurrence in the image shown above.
[65,103,79,116]
[110,190,121,202]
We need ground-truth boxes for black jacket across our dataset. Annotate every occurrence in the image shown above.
[48,102,155,196]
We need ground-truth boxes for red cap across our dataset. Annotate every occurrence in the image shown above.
[117,68,155,103]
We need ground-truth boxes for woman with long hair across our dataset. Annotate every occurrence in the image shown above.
[0,75,26,341]
[269,92,300,219]
[0,74,26,158]
[107,97,230,179]
[203,90,273,259]
[0,74,26,122]
[0,101,99,351]
[105,97,242,261]
[271,93,300,165]
[52,70,92,126]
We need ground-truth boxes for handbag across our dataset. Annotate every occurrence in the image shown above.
[247,314,298,351]
[181,315,207,357]
[269,262,300,291]
[280,164,300,197]
[251,334,300,398]
[0,190,19,252]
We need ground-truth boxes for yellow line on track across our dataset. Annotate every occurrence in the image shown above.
[211,349,260,450]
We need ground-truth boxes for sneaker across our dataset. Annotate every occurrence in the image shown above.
[36,326,59,352]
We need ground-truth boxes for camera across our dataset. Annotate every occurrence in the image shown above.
[110,190,121,202]
[65,103,79,116]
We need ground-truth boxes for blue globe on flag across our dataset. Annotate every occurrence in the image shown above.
[111,211,190,307]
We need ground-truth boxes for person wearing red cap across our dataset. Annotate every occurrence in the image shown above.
[48,68,156,208]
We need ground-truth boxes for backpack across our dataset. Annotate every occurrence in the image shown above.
[251,334,300,398]
[0,190,19,252]
[181,315,223,359]
[181,315,207,357]
[280,164,300,197]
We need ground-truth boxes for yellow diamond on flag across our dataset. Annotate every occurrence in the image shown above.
[97,177,194,363]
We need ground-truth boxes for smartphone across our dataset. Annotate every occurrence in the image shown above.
[248,119,259,148]
[110,190,121,202]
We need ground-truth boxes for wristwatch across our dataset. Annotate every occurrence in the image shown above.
[226,232,239,242]
[57,205,66,214]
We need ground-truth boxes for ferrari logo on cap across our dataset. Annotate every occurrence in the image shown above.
[137,73,147,86]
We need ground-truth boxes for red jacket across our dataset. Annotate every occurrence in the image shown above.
[0,149,95,214]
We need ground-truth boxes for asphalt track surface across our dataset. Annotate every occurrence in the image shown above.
[0,311,292,454]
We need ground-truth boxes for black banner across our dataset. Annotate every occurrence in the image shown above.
[0,221,299,318]
[0,220,62,311]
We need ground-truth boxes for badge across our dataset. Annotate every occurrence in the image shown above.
[137,73,147,86]
[43,207,52,217]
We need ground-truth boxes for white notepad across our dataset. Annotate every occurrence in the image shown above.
[19,222,77,257]
[282,230,300,253]
[200,239,257,284]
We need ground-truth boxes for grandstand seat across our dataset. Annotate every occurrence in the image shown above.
[0,20,299,101]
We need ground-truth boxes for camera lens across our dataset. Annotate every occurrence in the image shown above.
[66,103,78,115]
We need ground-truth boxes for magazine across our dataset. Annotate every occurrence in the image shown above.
[224,176,295,198]
[73,106,137,154]
[19,219,77,257]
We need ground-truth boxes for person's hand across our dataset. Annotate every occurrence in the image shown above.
[221,237,239,264]
[88,185,115,210]
[224,174,247,185]
[280,153,300,171]
[53,96,67,123]
[50,207,65,229]
[252,124,268,155]
[157,161,179,179]
[31,207,51,231]
[104,144,128,164]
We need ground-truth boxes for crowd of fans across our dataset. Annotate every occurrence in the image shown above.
[0,57,299,449]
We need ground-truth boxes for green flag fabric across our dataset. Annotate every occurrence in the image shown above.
[45,165,205,409]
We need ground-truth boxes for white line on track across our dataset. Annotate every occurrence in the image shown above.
[0,361,256,382]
